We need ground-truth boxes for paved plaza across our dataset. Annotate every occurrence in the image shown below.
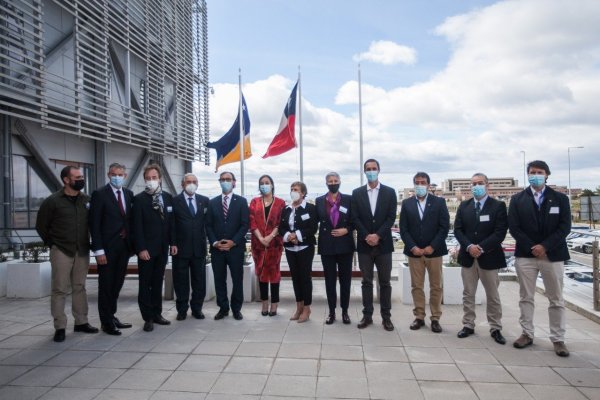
[1,272,600,400]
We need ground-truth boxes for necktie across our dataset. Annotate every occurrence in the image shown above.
[116,190,125,216]
[223,195,229,219]
[188,197,195,216]
[475,201,481,218]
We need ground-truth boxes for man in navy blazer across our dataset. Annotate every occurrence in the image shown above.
[89,162,134,335]
[171,173,210,321]
[400,172,449,333]
[351,159,397,331]
[206,171,249,321]
[508,160,571,357]
[454,173,508,345]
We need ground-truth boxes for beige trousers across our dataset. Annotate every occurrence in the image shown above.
[461,259,502,331]
[408,256,443,321]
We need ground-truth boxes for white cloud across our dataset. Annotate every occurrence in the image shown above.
[353,40,417,65]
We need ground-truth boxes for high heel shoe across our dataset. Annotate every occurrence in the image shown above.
[298,305,311,323]
[290,302,304,321]
[261,300,269,316]
[269,303,278,317]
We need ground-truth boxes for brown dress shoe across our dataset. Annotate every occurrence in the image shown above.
[431,320,442,333]
[553,341,569,357]
[409,319,425,330]
[513,334,533,349]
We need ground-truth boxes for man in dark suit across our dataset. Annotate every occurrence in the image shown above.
[171,173,210,321]
[351,159,397,331]
[132,164,174,332]
[206,171,249,321]
[400,171,449,333]
[316,172,355,325]
[89,162,134,335]
[454,173,508,345]
[508,160,571,357]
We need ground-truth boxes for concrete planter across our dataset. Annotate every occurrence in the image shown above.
[0,262,7,297]
[6,261,52,298]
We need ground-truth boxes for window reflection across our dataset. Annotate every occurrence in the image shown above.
[11,155,52,228]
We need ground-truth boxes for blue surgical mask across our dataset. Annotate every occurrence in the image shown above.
[415,185,428,198]
[365,170,378,183]
[110,176,124,188]
[259,184,272,195]
[528,174,546,188]
[220,181,233,193]
[471,184,486,199]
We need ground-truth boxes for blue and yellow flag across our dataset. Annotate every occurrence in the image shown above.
[207,94,251,171]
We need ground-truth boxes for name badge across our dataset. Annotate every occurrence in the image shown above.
[339,206,348,214]
[550,207,559,214]
[479,215,490,222]
[301,213,310,221]
[167,206,173,212]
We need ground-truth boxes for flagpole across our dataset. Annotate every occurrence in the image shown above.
[298,66,303,182]
[238,68,245,196]
[358,63,364,186]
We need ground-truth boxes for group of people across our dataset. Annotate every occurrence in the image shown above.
[35,158,572,358]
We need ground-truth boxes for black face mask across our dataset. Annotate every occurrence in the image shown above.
[327,184,340,194]
[70,179,85,191]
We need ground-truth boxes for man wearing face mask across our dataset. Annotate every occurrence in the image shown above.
[132,164,175,332]
[170,173,210,321]
[206,171,249,321]
[508,160,571,357]
[454,173,508,345]
[400,172,449,333]
[89,162,135,335]
[36,165,98,342]
[351,159,398,331]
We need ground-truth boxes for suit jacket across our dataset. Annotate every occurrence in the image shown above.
[351,183,397,254]
[279,201,318,248]
[132,191,174,257]
[315,193,355,255]
[400,194,449,258]
[508,186,571,261]
[206,193,249,253]
[89,184,134,255]
[171,192,210,259]
[454,196,508,269]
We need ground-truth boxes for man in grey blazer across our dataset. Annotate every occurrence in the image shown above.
[351,159,397,331]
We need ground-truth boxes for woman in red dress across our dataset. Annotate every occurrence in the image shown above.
[249,175,286,316]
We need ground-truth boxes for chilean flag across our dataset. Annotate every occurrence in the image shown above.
[262,82,298,158]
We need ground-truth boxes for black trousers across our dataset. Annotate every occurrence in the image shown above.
[285,246,315,306]
[321,252,353,313]
[173,255,206,314]
[138,251,168,321]
[97,237,129,325]
[259,282,280,303]
[211,248,244,313]
[358,248,392,319]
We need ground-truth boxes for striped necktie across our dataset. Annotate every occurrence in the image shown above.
[223,195,229,219]
[475,201,481,218]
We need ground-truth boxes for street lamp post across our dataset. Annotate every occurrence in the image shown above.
[568,146,584,201]
[520,151,526,189]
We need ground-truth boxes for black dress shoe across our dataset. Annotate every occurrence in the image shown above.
[457,327,475,338]
[357,317,373,329]
[176,313,187,321]
[53,329,65,342]
[143,321,154,332]
[214,310,229,320]
[491,329,506,345]
[74,323,99,333]
[192,311,205,320]
[382,319,395,332]
[431,320,443,333]
[153,315,171,325]
[342,313,351,324]
[325,313,336,325]
[113,318,132,329]
[233,311,243,320]
[102,324,122,336]
[409,319,425,330]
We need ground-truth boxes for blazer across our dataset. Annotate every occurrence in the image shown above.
[132,191,174,257]
[279,201,318,248]
[508,186,571,261]
[454,196,508,269]
[400,194,450,258]
[351,183,397,254]
[171,192,210,259]
[315,193,355,255]
[89,184,134,255]
[206,193,249,252]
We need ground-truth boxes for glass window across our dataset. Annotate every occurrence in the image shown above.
[11,155,52,228]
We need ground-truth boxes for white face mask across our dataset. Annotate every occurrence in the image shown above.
[184,183,197,195]
[290,191,302,202]
[145,180,160,191]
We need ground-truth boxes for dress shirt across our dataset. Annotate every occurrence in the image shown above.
[367,182,381,216]
[284,200,308,252]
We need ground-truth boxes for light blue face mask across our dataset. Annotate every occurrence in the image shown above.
[528,174,546,188]
[110,176,124,188]
[414,185,428,198]
[220,181,233,193]
[471,184,486,198]
[365,170,378,183]
[259,184,272,195]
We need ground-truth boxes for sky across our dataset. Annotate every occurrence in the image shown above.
[195,0,600,199]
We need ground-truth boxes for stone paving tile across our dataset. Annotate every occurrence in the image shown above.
[0,364,31,385]
[316,376,370,399]
[412,363,466,382]
[9,365,79,387]
[320,343,364,360]
[271,357,318,376]
[0,386,50,400]
[109,369,172,390]
[158,370,219,393]
[88,351,145,368]
[418,381,478,400]
[37,387,102,400]
[363,345,408,362]
[43,350,103,367]
[132,352,187,370]
[470,382,534,400]
[94,388,154,400]
[209,373,268,395]
[150,391,206,400]
[523,384,589,400]
[262,375,316,398]
[367,377,423,400]
[457,363,516,383]
[177,354,230,372]
[553,367,600,387]
[224,356,273,374]
[505,365,569,385]
[277,342,321,359]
